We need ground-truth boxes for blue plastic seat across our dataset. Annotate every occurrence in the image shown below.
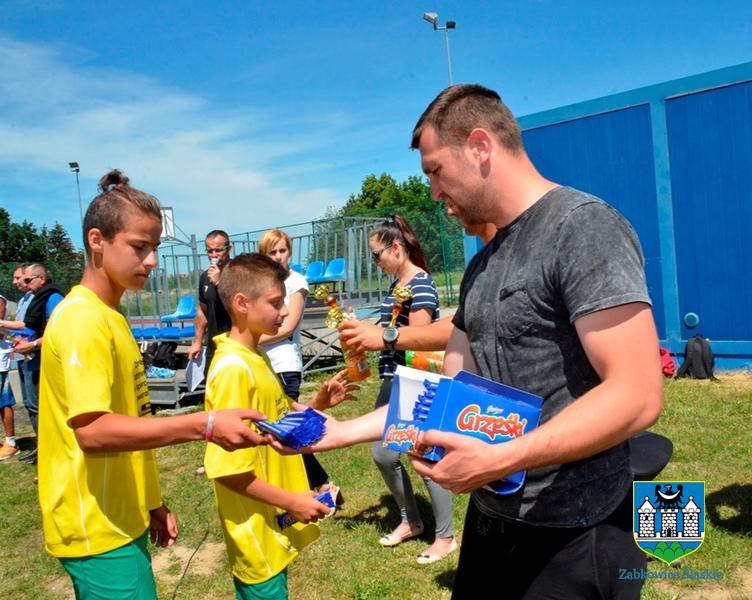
[140,327,161,340]
[309,258,347,284]
[131,327,143,340]
[159,326,182,340]
[180,325,196,339]
[161,295,196,323]
[291,263,306,275]
[304,261,325,283]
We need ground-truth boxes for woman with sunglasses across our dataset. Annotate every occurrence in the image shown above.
[369,215,456,564]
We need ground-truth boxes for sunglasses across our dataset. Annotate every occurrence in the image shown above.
[371,245,391,263]
[23,275,40,284]
[205,245,230,255]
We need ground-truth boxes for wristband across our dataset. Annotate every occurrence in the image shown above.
[204,411,216,442]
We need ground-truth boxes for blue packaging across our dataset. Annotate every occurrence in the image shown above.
[276,486,338,529]
[381,366,543,495]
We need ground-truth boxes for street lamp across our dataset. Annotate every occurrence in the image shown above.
[68,161,84,239]
[422,12,456,85]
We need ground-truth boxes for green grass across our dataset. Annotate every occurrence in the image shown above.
[1,375,750,598]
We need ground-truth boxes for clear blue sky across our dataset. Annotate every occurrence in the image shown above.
[2,0,750,247]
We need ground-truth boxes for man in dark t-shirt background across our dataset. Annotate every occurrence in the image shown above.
[187,230,232,379]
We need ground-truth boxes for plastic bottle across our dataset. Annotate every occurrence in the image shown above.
[342,337,370,381]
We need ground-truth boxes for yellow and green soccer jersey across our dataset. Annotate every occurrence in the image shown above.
[38,285,161,558]
[204,334,319,585]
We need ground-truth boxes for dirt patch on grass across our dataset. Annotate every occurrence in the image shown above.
[152,541,225,582]
[655,566,752,599]
[46,576,75,599]
[715,370,752,383]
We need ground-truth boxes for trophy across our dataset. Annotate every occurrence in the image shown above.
[312,285,370,381]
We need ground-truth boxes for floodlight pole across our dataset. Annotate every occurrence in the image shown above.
[68,162,84,242]
[423,12,456,86]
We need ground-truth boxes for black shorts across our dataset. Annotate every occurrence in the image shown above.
[452,490,645,600]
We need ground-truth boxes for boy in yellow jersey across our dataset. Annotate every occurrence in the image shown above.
[204,253,356,600]
[38,170,268,600]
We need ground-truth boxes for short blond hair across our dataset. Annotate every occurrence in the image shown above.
[257,228,292,256]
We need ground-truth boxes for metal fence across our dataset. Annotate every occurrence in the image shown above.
[2,204,466,325]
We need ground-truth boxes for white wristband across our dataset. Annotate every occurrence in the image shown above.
[204,411,216,442]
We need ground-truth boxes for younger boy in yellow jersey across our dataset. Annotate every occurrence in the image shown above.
[204,253,356,600]
[38,171,268,600]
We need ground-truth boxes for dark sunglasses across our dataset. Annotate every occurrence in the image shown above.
[371,245,391,263]
[205,245,231,255]
[23,275,40,284]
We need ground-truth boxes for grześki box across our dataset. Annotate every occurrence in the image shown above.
[381,365,543,494]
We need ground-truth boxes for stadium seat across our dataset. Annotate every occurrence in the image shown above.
[304,261,325,283]
[291,263,306,275]
[309,258,346,284]
[161,295,196,323]
[158,326,182,340]
[140,327,161,340]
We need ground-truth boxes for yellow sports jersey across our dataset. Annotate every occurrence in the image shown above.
[204,334,319,585]
[38,285,161,558]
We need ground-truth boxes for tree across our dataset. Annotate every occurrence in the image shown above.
[0,210,47,264]
[42,224,84,288]
[43,223,81,264]
[334,172,466,281]
[0,212,83,300]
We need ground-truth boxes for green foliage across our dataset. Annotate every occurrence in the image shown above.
[0,211,83,301]
[341,173,431,216]
[0,208,48,263]
[333,173,466,303]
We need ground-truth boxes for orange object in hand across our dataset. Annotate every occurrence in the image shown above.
[405,350,444,374]
[342,339,371,381]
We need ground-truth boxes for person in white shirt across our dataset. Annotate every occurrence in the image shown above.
[259,229,333,491]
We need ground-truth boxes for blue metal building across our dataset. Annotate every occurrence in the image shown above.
[465,62,752,370]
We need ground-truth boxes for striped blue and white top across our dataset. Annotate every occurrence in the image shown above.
[378,272,440,378]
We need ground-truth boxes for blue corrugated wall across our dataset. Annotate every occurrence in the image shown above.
[666,81,752,342]
[462,63,752,369]
[523,106,666,339]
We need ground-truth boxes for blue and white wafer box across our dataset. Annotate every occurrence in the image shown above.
[381,365,543,495]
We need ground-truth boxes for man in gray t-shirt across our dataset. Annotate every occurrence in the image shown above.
[453,186,651,528]
[288,84,663,598]
[407,85,663,599]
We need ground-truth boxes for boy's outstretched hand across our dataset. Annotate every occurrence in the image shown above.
[269,413,343,455]
[287,490,333,524]
[211,408,270,450]
[308,369,359,411]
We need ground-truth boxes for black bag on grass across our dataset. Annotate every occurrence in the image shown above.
[676,335,718,381]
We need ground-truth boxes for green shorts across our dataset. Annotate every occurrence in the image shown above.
[59,530,157,600]
[234,569,288,600]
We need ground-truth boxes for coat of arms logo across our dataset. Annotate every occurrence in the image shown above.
[633,481,705,565]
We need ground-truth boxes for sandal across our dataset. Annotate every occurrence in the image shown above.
[417,538,458,564]
[379,522,424,547]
